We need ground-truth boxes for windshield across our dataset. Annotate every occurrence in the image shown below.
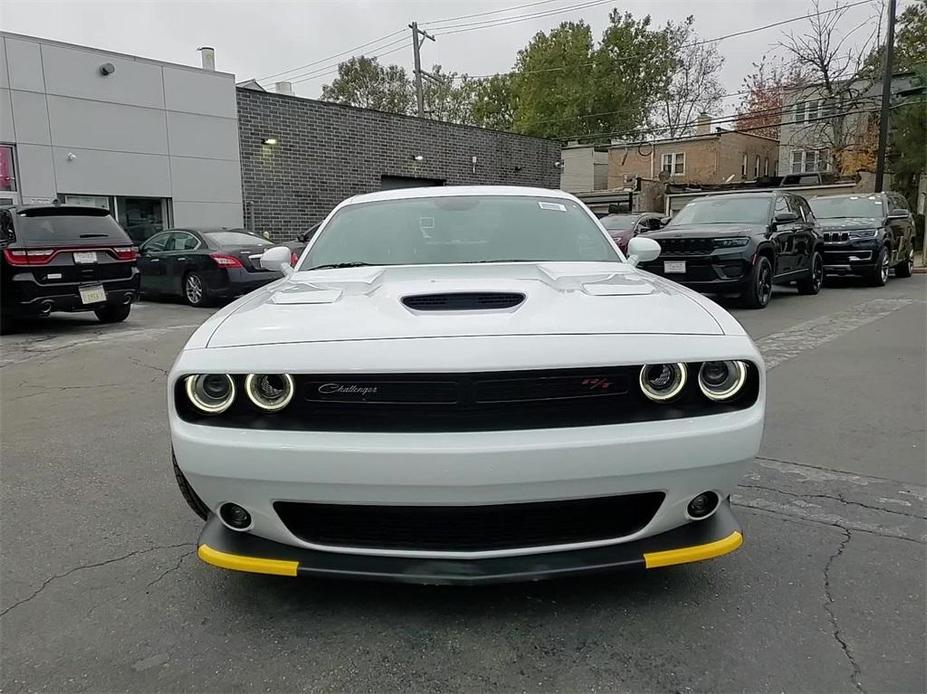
[14,208,129,245]
[600,214,639,231]
[809,195,884,219]
[204,230,272,247]
[669,197,771,225]
[300,195,620,270]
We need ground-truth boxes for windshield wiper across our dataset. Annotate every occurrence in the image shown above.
[305,262,375,271]
[469,259,535,263]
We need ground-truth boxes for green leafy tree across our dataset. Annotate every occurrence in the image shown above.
[320,56,413,114]
[864,0,927,75]
[422,65,477,124]
[470,74,517,130]
[888,67,926,212]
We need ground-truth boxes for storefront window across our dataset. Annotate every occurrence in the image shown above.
[0,146,16,192]
[116,197,171,244]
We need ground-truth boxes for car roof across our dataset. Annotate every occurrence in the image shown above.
[696,192,778,200]
[4,204,112,214]
[342,186,578,206]
[811,193,882,200]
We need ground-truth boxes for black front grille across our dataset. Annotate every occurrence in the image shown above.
[655,237,715,255]
[274,493,666,551]
[823,232,850,243]
[175,365,761,431]
[403,292,525,311]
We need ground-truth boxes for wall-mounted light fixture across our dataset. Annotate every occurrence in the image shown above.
[411,154,424,162]
[262,137,279,146]
[66,152,77,162]
[99,62,115,76]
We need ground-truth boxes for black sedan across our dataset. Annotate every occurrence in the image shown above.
[138,228,282,306]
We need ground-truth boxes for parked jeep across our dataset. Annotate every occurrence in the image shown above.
[808,192,916,286]
[641,192,825,309]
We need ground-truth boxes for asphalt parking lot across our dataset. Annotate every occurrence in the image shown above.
[1,278,925,693]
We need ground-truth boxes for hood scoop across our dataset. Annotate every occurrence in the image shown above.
[402,292,525,311]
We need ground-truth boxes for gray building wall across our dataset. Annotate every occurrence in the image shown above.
[0,32,242,230]
[236,88,562,241]
[559,145,608,193]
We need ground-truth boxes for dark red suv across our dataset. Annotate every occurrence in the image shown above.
[1,204,140,330]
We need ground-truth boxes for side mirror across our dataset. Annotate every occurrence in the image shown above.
[774,211,800,224]
[260,245,294,276]
[627,236,661,266]
[659,216,671,227]
[887,208,909,220]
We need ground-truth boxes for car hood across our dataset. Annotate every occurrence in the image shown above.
[817,217,881,232]
[648,223,764,239]
[204,262,725,348]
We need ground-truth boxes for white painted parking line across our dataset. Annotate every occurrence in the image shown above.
[755,298,915,370]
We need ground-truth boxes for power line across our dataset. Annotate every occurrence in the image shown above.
[434,0,615,35]
[443,0,872,78]
[288,42,410,86]
[420,0,566,29]
[272,38,409,85]
[257,29,406,83]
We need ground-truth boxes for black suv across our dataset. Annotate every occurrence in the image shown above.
[1,205,140,329]
[641,192,825,309]
[808,192,916,285]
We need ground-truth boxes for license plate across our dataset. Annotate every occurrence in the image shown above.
[79,285,106,305]
[664,260,686,274]
[73,251,98,264]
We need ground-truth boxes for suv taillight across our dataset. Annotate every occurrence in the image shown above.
[3,249,55,266]
[112,246,139,261]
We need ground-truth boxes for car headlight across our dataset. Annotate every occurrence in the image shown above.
[849,229,878,239]
[698,361,748,401]
[639,363,687,402]
[245,373,295,411]
[185,374,236,414]
[712,237,750,248]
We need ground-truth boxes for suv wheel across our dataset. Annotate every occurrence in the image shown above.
[867,246,890,286]
[183,272,209,307]
[797,250,824,295]
[94,303,131,323]
[740,255,773,309]
[895,246,914,279]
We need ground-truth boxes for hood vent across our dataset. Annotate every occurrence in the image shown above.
[402,292,525,311]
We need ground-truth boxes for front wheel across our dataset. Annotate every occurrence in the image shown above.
[173,455,209,520]
[94,303,131,323]
[894,246,914,278]
[183,271,210,307]
[867,246,890,286]
[797,250,824,295]
[740,255,773,309]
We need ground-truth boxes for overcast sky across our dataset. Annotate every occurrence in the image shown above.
[0,0,906,116]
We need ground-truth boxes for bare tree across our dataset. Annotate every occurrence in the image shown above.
[778,0,884,173]
[654,17,725,139]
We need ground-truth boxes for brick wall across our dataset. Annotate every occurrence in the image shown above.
[236,89,562,241]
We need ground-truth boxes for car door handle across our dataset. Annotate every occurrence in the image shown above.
[150,258,160,262]
[177,257,187,261]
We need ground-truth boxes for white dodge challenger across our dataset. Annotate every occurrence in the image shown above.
[169,186,764,584]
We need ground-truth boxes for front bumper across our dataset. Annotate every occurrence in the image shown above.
[822,242,879,274]
[197,500,744,584]
[640,253,753,294]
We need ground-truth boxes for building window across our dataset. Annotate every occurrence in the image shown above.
[661,152,685,176]
[0,145,16,192]
[764,157,769,176]
[755,156,760,179]
[741,153,747,178]
[791,149,829,174]
[794,99,823,124]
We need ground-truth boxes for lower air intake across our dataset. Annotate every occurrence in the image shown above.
[402,292,525,311]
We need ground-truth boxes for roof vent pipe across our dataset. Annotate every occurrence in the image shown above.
[198,46,216,71]
[276,81,294,96]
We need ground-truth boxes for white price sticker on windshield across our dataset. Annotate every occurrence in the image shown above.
[538,201,567,212]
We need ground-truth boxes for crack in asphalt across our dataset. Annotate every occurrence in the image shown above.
[737,483,926,520]
[127,354,169,377]
[823,527,865,693]
[145,551,191,590]
[0,542,194,620]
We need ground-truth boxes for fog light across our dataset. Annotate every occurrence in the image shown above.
[219,502,252,531]
[687,491,720,519]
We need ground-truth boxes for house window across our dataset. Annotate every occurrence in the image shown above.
[791,149,829,173]
[661,152,685,176]
[764,157,769,176]
[755,156,760,179]
[794,99,823,124]
[741,153,747,177]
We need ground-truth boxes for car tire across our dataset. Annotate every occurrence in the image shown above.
[894,246,914,278]
[173,454,209,520]
[94,303,131,323]
[183,271,210,307]
[797,250,824,295]
[867,246,890,286]
[0,312,15,334]
[740,255,774,309]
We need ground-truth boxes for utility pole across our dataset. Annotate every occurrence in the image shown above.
[409,22,435,118]
[874,0,897,193]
